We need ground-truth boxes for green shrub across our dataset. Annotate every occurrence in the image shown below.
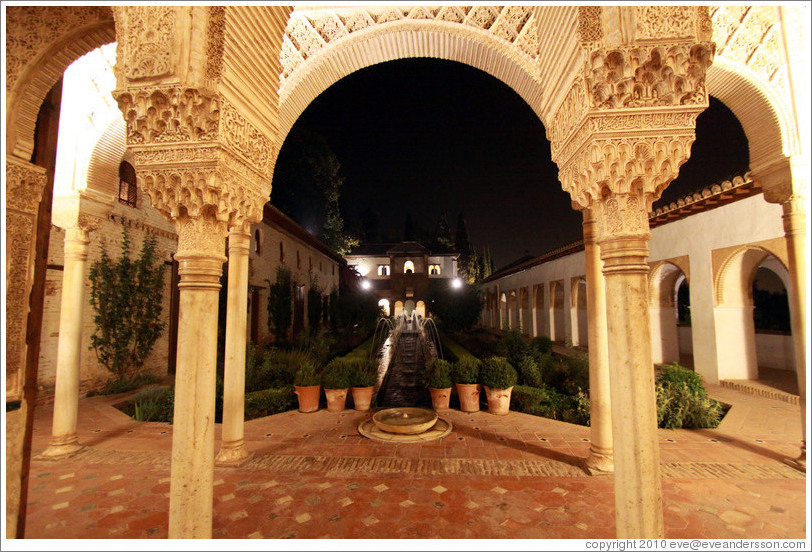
[561,390,591,426]
[480,357,518,389]
[293,356,322,387]
[452,356,481,385]
[495,327,530,367]
[531,335,554,355]
[517,355,543,388]
[656,363,722,429]
[244,387,296,419]
[424,358,453,388]
[130,386,174,423]
[321,358,354,389]
[510,384,561,419]
[560,351,590,396]
[353,358,378,388]
[88,228,165,384]
[266,266,293,343]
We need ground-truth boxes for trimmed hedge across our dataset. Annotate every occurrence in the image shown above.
[244,387,297,419]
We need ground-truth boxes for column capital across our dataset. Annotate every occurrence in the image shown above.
[5,156,48,215]
[549,8,714,212]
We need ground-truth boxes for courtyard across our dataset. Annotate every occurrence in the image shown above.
[21,381,805,541]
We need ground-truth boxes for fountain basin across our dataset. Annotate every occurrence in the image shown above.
[372,407,438,434]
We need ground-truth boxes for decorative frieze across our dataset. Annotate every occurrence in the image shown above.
[205,6,226,81]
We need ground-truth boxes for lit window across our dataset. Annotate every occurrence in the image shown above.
[377,264,390,276]
[406,287,414,298]
[429,264,441,275]
[404,260,415,274]
[118,161,137,207]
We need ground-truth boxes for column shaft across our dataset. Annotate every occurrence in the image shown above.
[583,210,613,474]
[168,249,224,539]
[42,227,89,458]
[782,197,807,468]
[601,236,663,537]
[216,230,252,466]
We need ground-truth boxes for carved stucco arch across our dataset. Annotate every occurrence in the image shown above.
[276,18,544,159]
[6,9,115,161]
[714,245,789,307]
[706,59,798,175]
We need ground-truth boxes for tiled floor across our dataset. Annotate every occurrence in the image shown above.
[20,382,808,540]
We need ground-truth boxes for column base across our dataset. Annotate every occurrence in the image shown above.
[40,438,84,460]
[215,442,252,467]
[584,449,614,475]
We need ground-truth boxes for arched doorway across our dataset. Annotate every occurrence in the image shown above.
[534,284,546,338]
[550,280,565,343]
[752,260,794,374]
[378,298,391,317]
[649,262,689,366]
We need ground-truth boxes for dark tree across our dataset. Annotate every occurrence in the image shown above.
[455,213,477,283]
[358,207,382,242]
[431,212,454,250]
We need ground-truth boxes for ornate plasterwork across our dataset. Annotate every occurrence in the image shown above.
[578,6,602,46]
[635,6,702,42]
[5,5,113,93]
[559,131,697,213]
[6,157,48,214]
[113,87,220,145]
[586,44,715,110]
[206,6,226,81]
[280,6,539,87]
[114,5,176,80]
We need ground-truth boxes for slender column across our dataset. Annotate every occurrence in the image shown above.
[529,285,538,337]
[168,219,227,539]
[582,208,613,474]
[781,195,806,470]
[597,194,663,537]
[216,229,252,467]
[41,225,92,459]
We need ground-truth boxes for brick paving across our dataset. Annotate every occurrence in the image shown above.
[19,383,808,540]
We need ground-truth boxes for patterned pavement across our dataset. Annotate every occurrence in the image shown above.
[18,383,809,540]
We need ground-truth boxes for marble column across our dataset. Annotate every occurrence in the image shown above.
[41,224,93,459]
[597,194,663,537]
[216,228,252,467]
[582,208,613,474]
[781,195,807,470]
[168,219,227,538]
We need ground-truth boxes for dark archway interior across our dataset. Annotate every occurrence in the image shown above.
[272,59,751,271]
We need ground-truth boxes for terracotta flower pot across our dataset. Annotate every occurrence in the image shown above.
[294,385,321,413]
[484,385,514,416]
[456,383,481,412]
[428,387,452,411]
[351,386,374,411]
[324,388,349,412]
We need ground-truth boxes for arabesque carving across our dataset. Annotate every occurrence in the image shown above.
[205,6,226,81]
[6,157,48,214]
[281,6,539,88]
[5,5,112,93]
[115,5,176,80]
[578,6,602,45]
[635,6,695,40]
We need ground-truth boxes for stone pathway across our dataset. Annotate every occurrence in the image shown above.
[19,382,807,539]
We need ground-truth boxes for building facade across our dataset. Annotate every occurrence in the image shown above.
[344,241,458,317]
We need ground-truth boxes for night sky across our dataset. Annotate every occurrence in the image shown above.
[275,58,749,271]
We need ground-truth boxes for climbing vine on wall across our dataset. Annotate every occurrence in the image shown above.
[88,227,166,383]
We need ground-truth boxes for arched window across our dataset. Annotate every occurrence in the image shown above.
[118,161,137,207]
[429,264,441,275]
[404,260,415,274]
[254,229,261,255]
[378,264,390,276]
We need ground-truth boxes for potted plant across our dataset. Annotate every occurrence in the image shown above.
[351,358,378,411]
[423,358,453,411]
[480,356,518,415]
[452,357,481,412]
[322,358,353,412]
[293,357,322,413]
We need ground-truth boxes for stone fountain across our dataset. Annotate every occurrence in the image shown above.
[358,407,452,443]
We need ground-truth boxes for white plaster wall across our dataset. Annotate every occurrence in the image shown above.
[485,194,786,383]
[648,194,785,383]
[755,333,795,370]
